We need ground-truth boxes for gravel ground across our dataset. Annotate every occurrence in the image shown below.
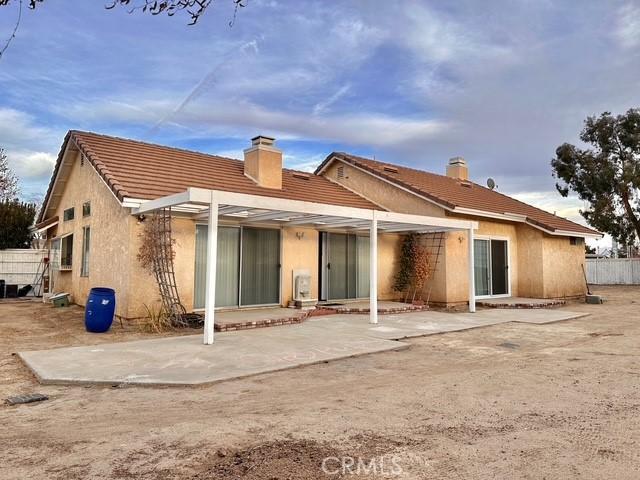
[1,286,639,479]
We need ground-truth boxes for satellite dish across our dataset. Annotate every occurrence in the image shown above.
[486,178,497,190]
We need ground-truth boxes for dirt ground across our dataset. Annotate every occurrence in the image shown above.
[1,286,639,479]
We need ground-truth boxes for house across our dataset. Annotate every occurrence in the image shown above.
[34,131,600,339]
[315,153,601,307]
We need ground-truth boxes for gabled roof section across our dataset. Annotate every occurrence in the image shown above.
[316,152,601,237]
[38,131,380,222]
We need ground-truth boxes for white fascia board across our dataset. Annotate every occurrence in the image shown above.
[33,220,59,234]
[451,207,528,223]
[526,222,603,239]
[375,210,477,230]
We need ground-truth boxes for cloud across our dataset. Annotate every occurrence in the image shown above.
[8,151,57,180]
[0,109,60,197]
[313,84,351,116]
[0,0,638,225]
[614,3,640,49]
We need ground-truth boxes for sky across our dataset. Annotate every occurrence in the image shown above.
[1,0,639,249]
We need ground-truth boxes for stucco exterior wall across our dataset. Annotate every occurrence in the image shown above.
[281,227,320,303]
[323,162,445,217]
[542,236,587,298]
[126,216,196,318]
[515,224,545,298]
[48,150,132,318]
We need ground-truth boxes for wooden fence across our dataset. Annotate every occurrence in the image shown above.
[585,258,640,285]
[0,249,47,288]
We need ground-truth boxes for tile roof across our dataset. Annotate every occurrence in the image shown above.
[39,131,380,222]
[319,152,600,237]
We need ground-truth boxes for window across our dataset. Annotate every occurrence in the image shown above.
[63,207,75,221]
[82,201,91,217]
[570,237,584,246]
[60,235,73,270]
[81,227,90,277]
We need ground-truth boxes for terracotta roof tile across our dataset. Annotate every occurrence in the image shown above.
[59,131,380,212]
[322,152,600,236]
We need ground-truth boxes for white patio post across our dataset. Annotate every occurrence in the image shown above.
[468,227,476,313]
[369,212,378,324]
[203,194,219,345]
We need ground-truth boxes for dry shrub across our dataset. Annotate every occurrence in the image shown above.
[137,213,176,273]
[137,304,173,333]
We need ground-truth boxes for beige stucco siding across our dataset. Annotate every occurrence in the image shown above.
[515,224,545,298]
[542,236,587,298]
[281,227,320,303]
[438,217,519,304]
[126,217,196,318]
[323,162,445,217]
[48,150,132,317]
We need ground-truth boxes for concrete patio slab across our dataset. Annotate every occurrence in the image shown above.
[19,326,408,387]
[18,308,589,386]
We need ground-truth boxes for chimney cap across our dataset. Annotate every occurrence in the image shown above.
[251,135,276,146]
[449,156,466,166]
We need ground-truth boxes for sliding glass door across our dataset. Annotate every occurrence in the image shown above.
[473,238,509,297]
[321,232,369,300]
[194,225,280,308]
[240,227,280,306]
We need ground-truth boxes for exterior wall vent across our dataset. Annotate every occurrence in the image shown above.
[337,165,345,179]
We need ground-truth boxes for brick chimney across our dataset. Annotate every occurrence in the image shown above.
[446,156,468,180]
[244,135,283,189]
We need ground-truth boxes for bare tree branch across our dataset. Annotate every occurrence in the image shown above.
[0,0,22,61]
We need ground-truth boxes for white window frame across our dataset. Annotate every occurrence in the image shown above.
[474,235,511,299]
[58,233,74,271]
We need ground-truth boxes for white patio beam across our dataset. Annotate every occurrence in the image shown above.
[285,215,340,225]
[135,188,478,233]
[190,188,375,221]
[133,190,192,215]
[242,210,296,223]
[318,218,372,227]
[203,194,219,344]
[468,227,476,313]
[370,212,378,324]
[219,205,252,215]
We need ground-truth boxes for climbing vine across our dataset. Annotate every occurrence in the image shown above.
[394,233,434,303]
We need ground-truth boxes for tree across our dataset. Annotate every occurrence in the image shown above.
[552,109,640,247]
[0,200,36,249]
[0,0,246,25]
[1,0,246,60]
[0,148,19,201]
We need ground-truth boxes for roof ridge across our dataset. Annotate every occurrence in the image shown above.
[334,151,598,235]
[335,151,460,184]
[71,130,322,178]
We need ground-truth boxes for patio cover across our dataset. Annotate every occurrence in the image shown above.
[134,187,479,344]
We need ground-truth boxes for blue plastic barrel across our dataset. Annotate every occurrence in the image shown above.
[85,287,116,333]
